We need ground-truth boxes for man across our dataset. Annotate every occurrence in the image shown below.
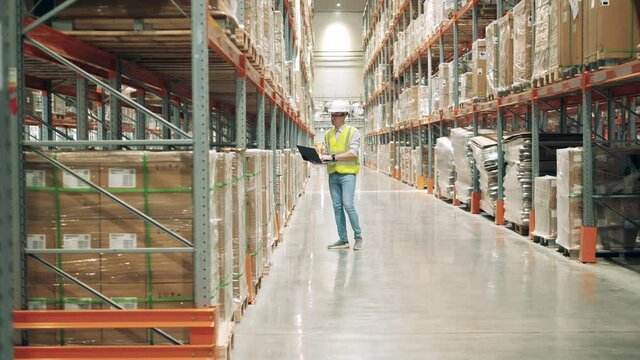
[321,100,363,250]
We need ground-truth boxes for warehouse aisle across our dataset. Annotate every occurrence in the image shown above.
[234,166,640,359]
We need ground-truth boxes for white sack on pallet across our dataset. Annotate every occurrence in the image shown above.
[533,175,558,240]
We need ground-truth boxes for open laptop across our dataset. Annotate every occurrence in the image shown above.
[297,145,323,164]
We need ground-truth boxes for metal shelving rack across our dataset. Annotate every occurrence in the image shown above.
[362,0,640,263]
[3,0,315,356]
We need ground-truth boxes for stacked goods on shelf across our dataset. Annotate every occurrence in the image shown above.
[431,76,442,111]
[396,86,430,122]
[485,20,498,98]
[275,150,285,239]
[584,0,640,64]
[25,151,224,345]
[274,11,285,91]
[459,72,474,105]
[438,63,451,110]
[512,0,532,89]
[435,137,455,199]
[592,148,640,250]
[411,148,421,186]
[503,134,532,227]
[470,135,500,215]
[226,149,248,311]
[262,1,275,79]
[246,150,264,294]
[450,128,475,204]
[261,151,275,271]
[556,147,640,251]
[471,39,487,101]
[497,12,514,94]
[533,176,558,241]
[555,147,583,251]
[400,147,412,184]
[532,0,555,83]
[211,0,238,18]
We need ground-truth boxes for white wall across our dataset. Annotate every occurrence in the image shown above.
[313,12,363,99]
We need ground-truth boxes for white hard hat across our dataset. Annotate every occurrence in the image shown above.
[328,100,350,114]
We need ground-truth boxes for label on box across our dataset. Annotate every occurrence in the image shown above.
[27,234,46,249]
[26,170,46,187]
[64,299,92,310]
[109,168,136,188]
[63,234,91,249]
[109,233,137,249]
[62,169,90,189]
[111,298,138,310]
[551,209,557,218]
[28,299,47,311]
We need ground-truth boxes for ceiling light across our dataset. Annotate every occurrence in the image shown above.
[337,3,341,6]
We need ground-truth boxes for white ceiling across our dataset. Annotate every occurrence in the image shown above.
[313,0,367,12]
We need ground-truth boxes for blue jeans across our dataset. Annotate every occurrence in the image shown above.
[329,173,362,242]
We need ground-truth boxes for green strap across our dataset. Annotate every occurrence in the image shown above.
[52,154,64,345]
[143,152,153,313]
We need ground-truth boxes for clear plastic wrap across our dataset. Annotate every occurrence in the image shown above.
[214,152,234,329]
[245,150,263,292]
[533,176,557,239]
[261,151,275,271]
[438,63,450,110]
[485,21,498,97]
[497,12,514,93]
[459,72,473,104]
[24,150,221,345]
[470,135,500,215]
[435,137,455,199]
[503,135,532,226]
[512,0,533,87]
[227,149,248,307]
[450,128,474,203]
[532,0,550,79]
[556,147,583,250]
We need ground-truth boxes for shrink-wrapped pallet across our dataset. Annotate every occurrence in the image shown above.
[497,12,514,93]
[435,137,455,199]
[533,176,558,240]
[503,135,532,226]
[472,39,487,100]
[556,147,583,250]
[512,0,533,88]
[471,135,500,216]
[485,20,498,97]
[245,150,263,291]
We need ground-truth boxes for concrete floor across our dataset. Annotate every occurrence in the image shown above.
[233,166,640,359]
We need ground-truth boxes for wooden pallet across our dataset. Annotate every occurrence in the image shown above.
[248,276,263,305]
[508,222,529,236]
[215,321,235,360]
[232,297,248,324]
[557,244,580,259]
[533,234,557,247]
[510,81,531,93]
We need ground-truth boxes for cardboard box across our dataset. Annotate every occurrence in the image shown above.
[497,12,514,92]
[26,285,59,345]
[584,0,640,63]
[57,283,103,345]
[98,218,194,284]
[100,283,149,345]
[558,0,583,67]
[534,176,558,239]
[26,220,57,286]
[25,152,101,221]
[485,21,499,97]
[58,219,101,285]
[151,283,194,344]
[513,0,533,85]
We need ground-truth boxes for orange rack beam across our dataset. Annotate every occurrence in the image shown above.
[13,308,217,360]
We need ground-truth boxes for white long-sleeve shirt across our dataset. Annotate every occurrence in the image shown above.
[326,124,361,157]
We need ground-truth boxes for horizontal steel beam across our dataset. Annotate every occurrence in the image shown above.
[24,139,193,147]
[25,247,194,254]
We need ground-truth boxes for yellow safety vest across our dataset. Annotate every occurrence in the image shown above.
[325,125,360,174]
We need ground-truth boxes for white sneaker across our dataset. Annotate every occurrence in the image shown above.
[353,238,363,250]
[327,240,350,249]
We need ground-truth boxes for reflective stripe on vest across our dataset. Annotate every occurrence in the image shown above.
[326,125,359,175]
